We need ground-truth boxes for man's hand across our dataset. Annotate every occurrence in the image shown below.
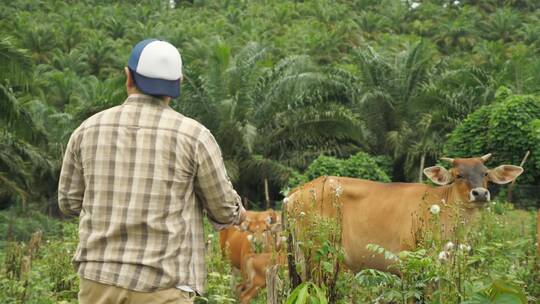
[236,205,247,225]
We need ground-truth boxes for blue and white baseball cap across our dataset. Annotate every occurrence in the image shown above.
[128,39,183,98]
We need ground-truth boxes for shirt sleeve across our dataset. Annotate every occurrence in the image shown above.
[194,129,243,230]
[58,128,85,217]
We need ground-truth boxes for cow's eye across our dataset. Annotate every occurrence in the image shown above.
[456,174,463,179]
[484,172,488,177]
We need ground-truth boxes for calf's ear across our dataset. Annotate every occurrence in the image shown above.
[424,166,453,185]
[271,223,283,233]
[488,165,524,184]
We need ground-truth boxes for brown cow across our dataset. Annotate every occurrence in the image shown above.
[286,154,523,278]
[238,251,286,304]
[219,209,280,270]
[219,210,281,303]
[237,233,287,304]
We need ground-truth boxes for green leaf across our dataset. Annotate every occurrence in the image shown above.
[297,284,309,304]
[492,294,524,304]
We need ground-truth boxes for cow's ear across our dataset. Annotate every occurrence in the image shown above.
[424,166,453,185]
[488,165,523,184]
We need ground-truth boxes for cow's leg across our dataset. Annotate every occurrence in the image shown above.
[230,267,241,292]
[240,285,260,304]
[236,280,249,296]
[240,273,266,304]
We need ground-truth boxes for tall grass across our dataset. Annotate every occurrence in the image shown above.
[0,203,537,303]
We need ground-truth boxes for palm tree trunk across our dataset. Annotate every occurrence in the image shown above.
[418,153,426,183]
[264,178,270,209]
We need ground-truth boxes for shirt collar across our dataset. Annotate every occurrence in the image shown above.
[124,93,169,107]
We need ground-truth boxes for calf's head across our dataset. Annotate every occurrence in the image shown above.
[423,154,523,206]
[239,210,280,245]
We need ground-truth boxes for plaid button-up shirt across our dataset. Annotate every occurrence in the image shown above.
[58,94,242,294]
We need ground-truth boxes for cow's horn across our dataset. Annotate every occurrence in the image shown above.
[480,153,492,162]
[440,157,454,164]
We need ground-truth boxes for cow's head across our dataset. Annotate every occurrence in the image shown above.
[239,210,281,247]
[423,154,523,206]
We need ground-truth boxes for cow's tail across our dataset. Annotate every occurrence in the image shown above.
[283,196,302,288]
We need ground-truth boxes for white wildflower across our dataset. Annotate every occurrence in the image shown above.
[280,236,287,243]
[208,234,214,239]
[453,0,460,5]
[459,244,471,252]
[430,204,441,215]
[438,251,449,261]
[247,234,253,242]
[444,241,455,251]
[309,188,316,199]
[387,253,399,262]
[335,185,343,197]
[283,197,290,204]
[411,2,421,9]
[299,211,306,217]
[443,3,448,8]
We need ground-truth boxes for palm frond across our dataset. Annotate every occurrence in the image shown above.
[0,84,48,144]
[0,36,33,84]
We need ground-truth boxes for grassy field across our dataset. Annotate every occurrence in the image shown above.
[0,203,538,303]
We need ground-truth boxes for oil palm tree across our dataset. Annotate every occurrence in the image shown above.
[254,55,364,169]
[80,34,119,78]
[482,8,521,42]
[0,36,54,210]
[355,41,440,180]
[19,25,58,64]
[434,8,479,54]
[356,41,435,154]
[179,40,298,206]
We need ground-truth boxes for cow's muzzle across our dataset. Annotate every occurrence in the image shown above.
[469,187,490,203]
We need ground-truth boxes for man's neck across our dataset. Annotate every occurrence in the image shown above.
[127,90,171,105]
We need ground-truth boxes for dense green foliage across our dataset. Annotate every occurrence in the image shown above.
[1,205,537,303]
[287,152,391,189]
[445,88,540,184]
[2,0,540,210]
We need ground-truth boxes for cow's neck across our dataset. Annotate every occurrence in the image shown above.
[427,184,479,240]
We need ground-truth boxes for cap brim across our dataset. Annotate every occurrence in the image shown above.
[132,71,180,98]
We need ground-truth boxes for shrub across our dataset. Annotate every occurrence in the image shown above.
[445,87,540,184]
[40,222,79,300]
[529,119,540,174]
[304,155,345,180]
[0,210,63,249]
[288,152,390,188]
[341,152,391,183]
